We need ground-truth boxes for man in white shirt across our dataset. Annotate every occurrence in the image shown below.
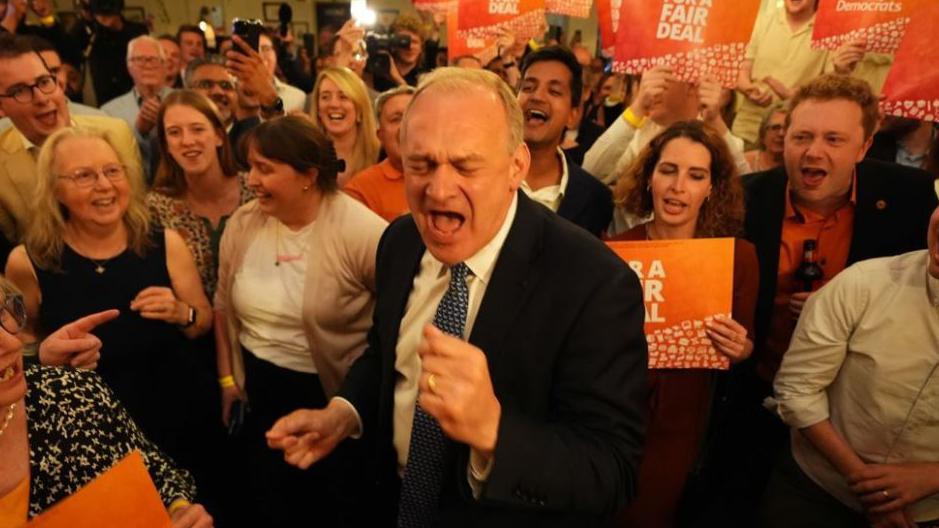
[768,205,939,527]
[266,67,647,527]
[258,30,306,113]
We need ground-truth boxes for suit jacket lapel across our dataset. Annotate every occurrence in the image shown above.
[469,193,543,369]
[382,218,426,365]
[556,168,587,220]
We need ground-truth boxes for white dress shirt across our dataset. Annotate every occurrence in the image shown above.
[775,250,939,522]
[520,148,570,213]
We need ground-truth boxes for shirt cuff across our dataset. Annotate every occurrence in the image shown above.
[330,396,363,439]
[466,449,495,499]
[775,392,831,429]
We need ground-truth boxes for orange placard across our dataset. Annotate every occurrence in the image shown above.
[545,0,592,19]
[413,0,456,15]
[812,0,928,54]
[456,0,546,42]
[596,0,622,53]
[881,2,939,122]
[612,0,761,88]
[26,451,172,528]
[447,9,500,65]
[608,238,734,370]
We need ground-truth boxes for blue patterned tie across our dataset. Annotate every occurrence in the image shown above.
[397,263,470,528]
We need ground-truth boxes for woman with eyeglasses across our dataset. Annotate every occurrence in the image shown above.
[0,278,214,527]
[743,103,788,174]
[4,126,215,496]
[214,116,386,525]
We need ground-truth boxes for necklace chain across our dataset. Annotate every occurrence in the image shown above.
[0,403,17,439]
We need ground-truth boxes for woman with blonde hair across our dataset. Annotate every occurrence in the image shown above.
[309,67,380,185]
[4,126,215,498]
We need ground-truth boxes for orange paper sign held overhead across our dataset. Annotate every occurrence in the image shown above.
[612,0,761,88]
[26,451,172,528]
[596,0,622,53]
[457,0,546,42]
[608,238,735,370]
[413,0,456,15]
[812,0,928,54]
[881,2,939,122]
[447,9,501,65]
[545,0,593,19]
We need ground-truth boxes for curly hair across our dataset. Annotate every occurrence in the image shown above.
[616,121,744,238]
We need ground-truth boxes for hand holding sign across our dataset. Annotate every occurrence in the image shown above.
[632,66,676,119]
[39,309,120,369]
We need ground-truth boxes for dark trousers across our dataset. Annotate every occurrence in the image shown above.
[759,447,867,528]
[239,348,364,528]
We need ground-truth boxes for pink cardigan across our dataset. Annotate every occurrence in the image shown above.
[214,192,388,397]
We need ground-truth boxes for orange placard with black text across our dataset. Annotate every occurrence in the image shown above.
[812,0,928,54]
[608,238,734,370]
[881,2,939,122]
[612,0,761,88]
[25,451,172,528]
[457,0,546,42]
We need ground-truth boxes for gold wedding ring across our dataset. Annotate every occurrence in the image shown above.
[427,373,438,394]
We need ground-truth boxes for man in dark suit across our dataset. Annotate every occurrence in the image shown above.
[516,46,613,237]
[266,67,647,527]
[693,74,938,527]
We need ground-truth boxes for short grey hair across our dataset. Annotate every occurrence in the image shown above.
[402,67,523,154]
[375,85,416,120]
[126,35,165,63]
[183,55,232,88]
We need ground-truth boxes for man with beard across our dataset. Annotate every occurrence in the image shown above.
[0,34,139,264]
[516,46,612,237]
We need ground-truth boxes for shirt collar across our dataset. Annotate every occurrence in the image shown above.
[20,118,77,151]
[431,193,518,287]
[927,269,939,308]
[519,148,569,197]
[784,170,858,222]
[379,158,403,181]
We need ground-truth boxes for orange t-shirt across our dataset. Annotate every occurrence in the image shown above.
[758,181,856,383]
[343,159,409,223]
[0,476,29,527]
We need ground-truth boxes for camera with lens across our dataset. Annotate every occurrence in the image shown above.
[364,30,411,78]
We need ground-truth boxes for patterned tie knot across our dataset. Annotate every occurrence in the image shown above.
[449,262,469,284]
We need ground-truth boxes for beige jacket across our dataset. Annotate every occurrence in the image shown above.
[214,192,388,397]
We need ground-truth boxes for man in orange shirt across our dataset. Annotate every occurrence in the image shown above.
[690,74,937,527]
[344,86,415,222]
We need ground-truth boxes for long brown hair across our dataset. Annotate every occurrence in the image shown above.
[617,121,744,238]
[153,90,238,197]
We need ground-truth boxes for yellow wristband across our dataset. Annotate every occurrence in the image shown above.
[39,15,55,27]
[168,498,190,515]
[218,375,235,389]
[622,107,646,129]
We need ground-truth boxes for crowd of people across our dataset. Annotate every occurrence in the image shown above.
[0,0,937,527]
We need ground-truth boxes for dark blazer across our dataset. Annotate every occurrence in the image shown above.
[743,158,937,348]
[557,162,613,238]
[563,120,604,167]
[339,192,647,527]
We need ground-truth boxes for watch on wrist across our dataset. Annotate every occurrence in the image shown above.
[260,96,284,115]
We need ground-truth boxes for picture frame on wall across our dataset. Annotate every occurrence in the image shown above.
[263,2,281,22]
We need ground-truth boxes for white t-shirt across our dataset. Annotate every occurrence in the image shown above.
[231,216,317,373]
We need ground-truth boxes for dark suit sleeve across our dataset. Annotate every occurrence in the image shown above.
[481,263,647,513]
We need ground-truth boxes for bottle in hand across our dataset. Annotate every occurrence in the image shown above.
[795,239,824,292]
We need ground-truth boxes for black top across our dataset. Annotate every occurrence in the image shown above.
[31,230,190,450]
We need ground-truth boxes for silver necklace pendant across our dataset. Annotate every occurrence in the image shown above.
[95,265,106,274]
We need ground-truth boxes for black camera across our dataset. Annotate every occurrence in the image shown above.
[365,31,411,78]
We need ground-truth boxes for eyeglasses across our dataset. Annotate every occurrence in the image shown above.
[57,164,126,188]
[0,74,58,104]
[0,294,26,335]
[191,79,236,92]
[129,56,164,67]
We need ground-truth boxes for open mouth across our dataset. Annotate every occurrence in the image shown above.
[182,150,202,159]
[524,109,549,125]
[429,210,465,237]
[35,109,58,127]
[91,197,117,207]
[801,167,827,188]
[327,112,347,122]
[661,198,687,215]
